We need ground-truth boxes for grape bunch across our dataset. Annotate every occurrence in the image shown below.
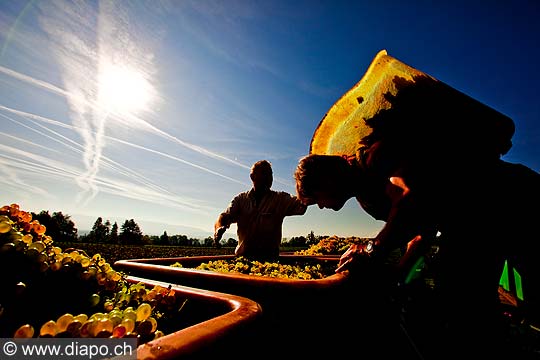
[0,203,186,343]
[294,235,364,255]
[13,282,180,341]
[172,256,336,280]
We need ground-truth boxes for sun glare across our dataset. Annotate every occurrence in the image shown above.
[98,64,154,115]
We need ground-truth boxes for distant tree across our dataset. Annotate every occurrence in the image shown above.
[119,219,143,245]
[109,222,119,244]
[176,234,189,246]
[87,217,109,243]
[159,231,170,245]
[287,235,307,247]
[104,220,111,243]
[306,231,317,246]
[148,235,160,244]
[32,210,78,242]
[225,238,238,247]
[141,234,152,245]
[203,236,214,247]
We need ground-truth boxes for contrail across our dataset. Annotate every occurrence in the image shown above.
[0,104,249,186]
[0,104,72,129]
[0,158,52,197]
[0,150,213,214]
[106,136,248,186]
[0,111,174,196]
[0,105,246,220]
[0,64,251,168]
[0,131,60,153]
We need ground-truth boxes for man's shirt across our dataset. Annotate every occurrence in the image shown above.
[220,188,306,258]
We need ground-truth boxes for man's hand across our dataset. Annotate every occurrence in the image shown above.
[335,242,375,273]
[213,226,226,248]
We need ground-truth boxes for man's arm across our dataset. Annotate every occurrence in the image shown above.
[337,176,436,272]
[283,192,308,216]
[213,213,231,246]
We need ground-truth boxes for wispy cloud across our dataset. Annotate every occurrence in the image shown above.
[0,102,251,218]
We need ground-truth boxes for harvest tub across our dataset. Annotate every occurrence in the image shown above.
[115,255,399,357]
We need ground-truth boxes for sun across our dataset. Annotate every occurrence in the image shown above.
[97,63,154,115]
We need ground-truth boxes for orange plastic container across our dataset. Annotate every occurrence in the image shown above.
[127,276,262,359]
[116,256,353,350]
[118,256,428,357]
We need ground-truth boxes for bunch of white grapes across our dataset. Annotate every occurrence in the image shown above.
[1,203,185,343]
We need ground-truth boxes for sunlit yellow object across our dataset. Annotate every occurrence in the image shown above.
[310,50,514,160]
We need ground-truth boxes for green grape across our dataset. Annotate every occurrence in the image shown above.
[89,312,106,321]
[112,324,127,338]
[28,241,45,252]
[79,320,95,338]
[0,221,12,233]
[136,319,153,336]
[103,300,114,312]
[25,248,40,259]
[95,318,114,334]
[121,318,135,333]
[21,234,33,244]
[50,261,62,271]
[88,293,100,307]
[0,242,15,253]
[96,272,107,285]
[109,271,122,282]
[0,215,11,222]
[109,309,123,319]
[56,313,74,333]
[101,263,112,273]
[136,303,152,322]
[79,270,91,280]
[80,257,91,268]
[66,321,83,336]
[123,308,137,322]
[38,261,49,273]
[88,266,97,277]
[147,317,158,333]
[36,252,48,263]
[74,314,89,323]
[14,324,34,338]
[9,232,23,242]
[109,313,123,327]
[40,320,58,337]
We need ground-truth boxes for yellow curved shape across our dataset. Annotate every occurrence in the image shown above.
[310,50,513,159]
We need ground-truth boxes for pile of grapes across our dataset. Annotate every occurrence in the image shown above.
[294,235,365,256]
[172,256,336,279]
[0,203,186,342]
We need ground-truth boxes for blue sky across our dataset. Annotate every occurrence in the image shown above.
[0,0,538,239]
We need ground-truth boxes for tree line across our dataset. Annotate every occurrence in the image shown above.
[31,210,324,248]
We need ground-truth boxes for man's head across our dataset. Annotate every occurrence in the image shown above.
[294,154,353,211]
[250,160,273,192]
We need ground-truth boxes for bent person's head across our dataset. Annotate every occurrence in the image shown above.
[294,154,352,211]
